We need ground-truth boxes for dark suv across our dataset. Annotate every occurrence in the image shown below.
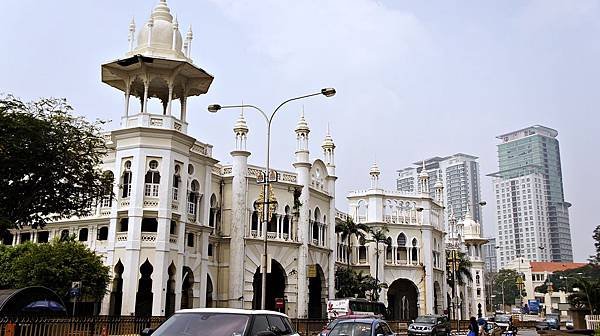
[408,315,450,336]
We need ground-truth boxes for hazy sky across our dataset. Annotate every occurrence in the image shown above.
[1,0,598,262]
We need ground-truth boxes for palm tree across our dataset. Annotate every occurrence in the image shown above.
[335,217,370,268]
[446,250,472,288]
[369,227,389,301]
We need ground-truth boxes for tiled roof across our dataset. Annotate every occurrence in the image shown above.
[530,262,587,273]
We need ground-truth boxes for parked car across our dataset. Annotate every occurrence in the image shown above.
[328,318,395,336]
[535,321,550,331]
[140,308,299,336]
[408,315,451,336]
[565,320,574,330]
[546,317,560,330]
[321,315,378,336]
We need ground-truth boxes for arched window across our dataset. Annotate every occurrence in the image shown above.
[60,229,70,241]
[476,274,480,286]
[411,238,418,263]
[251,202,259,232]
[144,160,161,197]
[122,161,132,198]
[78,228,88,242]
[97,227,109,241]
[172,165,181,201]
[385,237,393,262]
[209,194,218,227]
[101,171,114,207]
[358,236,367,263]
[357,200,367,222]
[188,180,199,216]
[397,233,408,263]
[283,206,290,236]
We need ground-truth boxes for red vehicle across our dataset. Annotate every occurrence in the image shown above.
[320,315,378,336]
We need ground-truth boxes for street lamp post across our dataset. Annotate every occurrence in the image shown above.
[208,88,335,310]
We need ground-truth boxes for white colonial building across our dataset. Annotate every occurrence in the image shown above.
[2,0,338,319]
[342,163,447,320]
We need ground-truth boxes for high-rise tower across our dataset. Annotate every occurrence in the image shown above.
[489,125,572,268]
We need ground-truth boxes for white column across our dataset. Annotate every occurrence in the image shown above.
[166,83,173,116]
[229,150,249,308]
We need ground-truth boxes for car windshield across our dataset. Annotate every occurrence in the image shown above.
[327,319,340,330]
[495,315,510,323]
[151,313,250,336]
[330,322,372,336]
[415,316,437,324]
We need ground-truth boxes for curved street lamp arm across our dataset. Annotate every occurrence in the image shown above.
[269,91,323,124]
[216,104,269,124]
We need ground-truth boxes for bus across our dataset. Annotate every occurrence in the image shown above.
[326,298,386,320]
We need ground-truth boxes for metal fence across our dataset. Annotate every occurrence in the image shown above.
[0,316,165,336]
[585,315,600,330]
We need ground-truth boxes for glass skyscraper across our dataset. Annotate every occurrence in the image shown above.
[489,125,572,267]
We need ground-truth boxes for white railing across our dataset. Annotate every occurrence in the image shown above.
[586,315,600,330]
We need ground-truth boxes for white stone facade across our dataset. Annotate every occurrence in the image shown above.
[2,0,337,319]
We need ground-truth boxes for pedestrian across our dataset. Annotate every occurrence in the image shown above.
[468,317,478,336]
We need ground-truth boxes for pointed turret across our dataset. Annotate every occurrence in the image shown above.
[185,25,193,58]
[128,17,136,51]
[322,125,336,175]
[233,112,249,151]
[369,162,381,189]
[295,111,310,164]
[419,160,429,194]
[434,170,444,205]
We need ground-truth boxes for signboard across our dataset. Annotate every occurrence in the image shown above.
[558,303,571,311]
[307,265,317,278]
[275,298,285,309]
[528,299,540,313]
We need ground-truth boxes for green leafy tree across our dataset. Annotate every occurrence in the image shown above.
[491,269,525,308]
[590,225,600,264]
[335,268,383,299]
[0,238,110,302]
[446,250,472,287]
[335,217,370,268]
[535,264,600,313]
[0,95,111,230]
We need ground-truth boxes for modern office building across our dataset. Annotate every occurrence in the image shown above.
[397,154,483,227]
[489,125,573,268]
[482,238,498,273]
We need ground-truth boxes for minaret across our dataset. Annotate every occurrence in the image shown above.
[229,113,250,308]
[128,18,136,51]
[369,162,381,189]
[293,112,311,318]
[322,126,338,300]
[434,170,444,205]
[322,125,336,176]
[419,161,429,195]
[185,25,193,58]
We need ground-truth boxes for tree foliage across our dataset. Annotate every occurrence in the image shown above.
[0,237,110,301]
[590,225,600,264]
[0,95,111,230]
[490,269,526,307]
[446,250,472,287]
[335,217,371,268]
[535,264,600,314]
[335,268,386,300]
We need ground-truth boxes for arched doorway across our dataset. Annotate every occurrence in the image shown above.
[433,281,442,315]
[206,274,214,307]
[165,262,176,316]
[181,266,194,309]
[109,260,124,315]
[308,264,327,319]
[135,259,153,316]
[252,259,286,311]
[387,278,418,321]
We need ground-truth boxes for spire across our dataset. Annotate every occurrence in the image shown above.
[419,160,428,178]
[464,203,472,220]
[434,170,443,188]
[185,25,193,58]
[419,160,429,194]
[295,111,310,134]
[128,17,136,51]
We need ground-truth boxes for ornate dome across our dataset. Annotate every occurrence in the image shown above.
[322,130,335,149]
[233,112,249,134]
[130,0,187,61]
[369,162,381,176]
[461,209,481,238]
[295,113,310,133]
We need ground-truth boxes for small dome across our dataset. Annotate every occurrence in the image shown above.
[369,162,381,176]
[434,172,443,188]
[322,132,335,149]
[233,113,249,134]
[419,161,429,178]
[295,113,310,133]
[131,0,187,60]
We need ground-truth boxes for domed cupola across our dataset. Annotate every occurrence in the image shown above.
[131,0,188,61]
[461,206,481,238]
